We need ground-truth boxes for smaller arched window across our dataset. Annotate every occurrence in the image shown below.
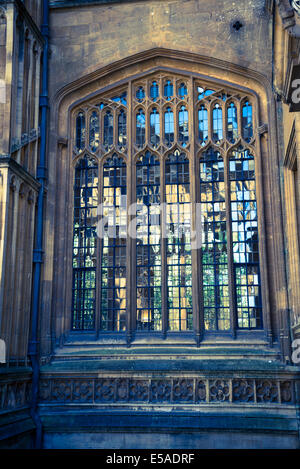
[89,111,100,152]
[212,103,223,143]
[198,105,208,146]
[118,109,127,149]
[103,110,114,150]
[136,109,146,147]
[76,111,85,151]
[164,107,174,146]
[150,108,160,148]
[242,101,253,142]
[227,102,238,143]
[178,105,189,147]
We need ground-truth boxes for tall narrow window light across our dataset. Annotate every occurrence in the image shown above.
[212,103,223,143]
[242,101,253,142]
[136,152,161,331]
[118,109,127,149]
[164,107,174,146]
[150,81,159,101]
[178,82,188,98]
[166,150,193,331]
[198,105,208,146]
[100,155,127,331]
[136,109,146,147]
[150,108,160,148]
[230,148,262,328]
[227,102,238,143]
[178,105,189,147]
[103,110,114,150]
[164,80,173,100]
[89,111,100,152]
[72,155,98,330]
[76,111,85,151]
[200,148,229,331]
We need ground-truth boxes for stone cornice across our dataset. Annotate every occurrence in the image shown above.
[0,157,41,192]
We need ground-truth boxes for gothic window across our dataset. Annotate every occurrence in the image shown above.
[72,73,263,339]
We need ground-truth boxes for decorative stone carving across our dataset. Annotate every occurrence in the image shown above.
[256,380,278,403]
[232,379,255,402]
[38,376,296,407]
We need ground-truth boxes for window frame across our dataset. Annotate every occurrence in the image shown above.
[68,71,269,345]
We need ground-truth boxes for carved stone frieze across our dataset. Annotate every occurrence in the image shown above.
[38,376,298,406]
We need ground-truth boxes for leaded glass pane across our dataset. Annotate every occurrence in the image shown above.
[136,86,145,102]
[164,80,173,100]
[150,81,159,101]
[198,105,208,146]
[200,148,229,331]
[76,111,85,150]
[72,155,98,330]
[89,111,100,152]
[164,107,174,147]
[118,109,127,149]
[178,105,189,147]
[101,155,127,331]
[150,108,160,148]
[212,104,223,143]
[178,82,188,98]
[242,101,253,142]
[103,110,114,150]
[136,109,146,147]
[227,102,238,143]
[136,152,161,331]
[166,150,193,331]
[230,148,262,329]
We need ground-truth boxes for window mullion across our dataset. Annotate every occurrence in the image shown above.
[161,154,168,337]
[224,151,237,338]
[127,81,135,343]
[96,159,103,336]
[189,77,202,345]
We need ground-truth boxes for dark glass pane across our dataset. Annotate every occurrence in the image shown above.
[72,155,98,330]
[165,150,193,331]
[118,109,127,148]
[136,109,146,147]
[150,108,160,148]
[230,147,262,329]
[101,155,127,331]
[212,104,223,143]
[136,151,161,331]
[198,105,208,146]
[242,101,253,142]
[89,111,100,152]
[178,105,189,147]
[164,107,174,147]
[200,148,229,331]
[227,102,238,143]
[103,111,114,150]
[76,111,85,150]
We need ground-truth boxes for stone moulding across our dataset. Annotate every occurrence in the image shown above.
[39,375,299,406]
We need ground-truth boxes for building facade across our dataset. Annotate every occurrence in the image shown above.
[0,0,300,449]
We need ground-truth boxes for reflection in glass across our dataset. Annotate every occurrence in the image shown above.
[164,107,174,147]
[165,150,193,331]
[136,152,161,330]
[89,111,100,152]
[227,102,238,143]
[101,155,127,331]
[103,110,114,150]
[76,111,85,150]
[200,148,229,331]
[212,104,223,143]
[178,105,189,147]
[230,147,262,329]
[118,109,127,148]
[242,101,253,142]
[72,155,98,330]
[150,108,160,148]
[198,105,208,146]
[136,109,146,147]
